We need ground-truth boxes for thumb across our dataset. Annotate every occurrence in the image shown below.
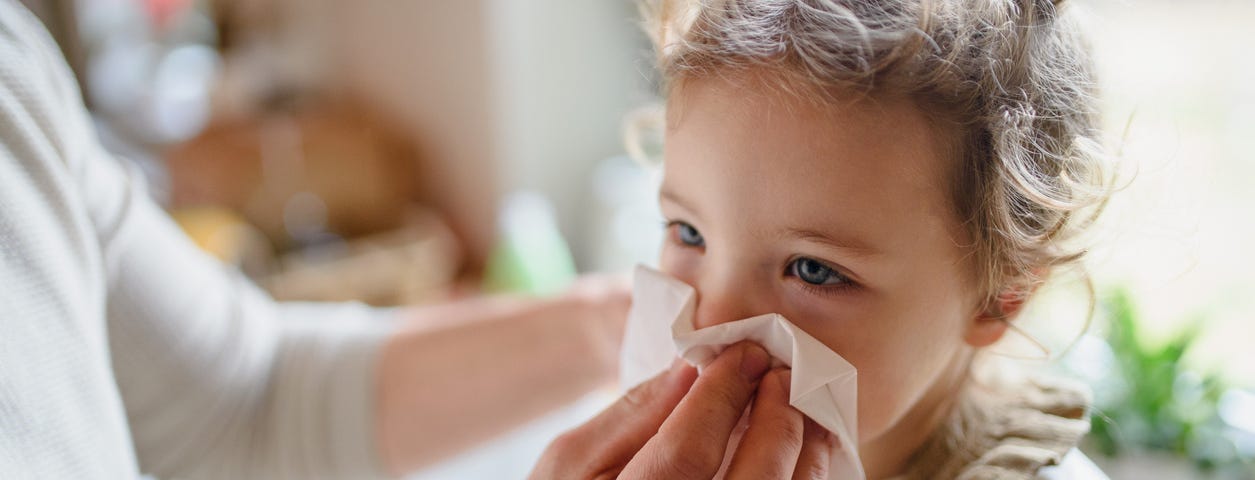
[531,359,697,479]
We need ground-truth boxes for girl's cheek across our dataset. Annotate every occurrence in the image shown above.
[778,291,882,367]
[781,289,866,329]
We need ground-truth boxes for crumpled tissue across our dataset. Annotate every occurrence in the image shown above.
[619,265,864,480]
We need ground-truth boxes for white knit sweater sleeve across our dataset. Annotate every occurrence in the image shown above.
[0,2,392,479]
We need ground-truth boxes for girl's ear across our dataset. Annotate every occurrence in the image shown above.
[964,290,1031,348]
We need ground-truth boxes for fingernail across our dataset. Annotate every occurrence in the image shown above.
[669,356,685,370]
[667,357,693,385]
[824,428,839,448]
[739,344,771,381]
[668,357,687,378]
[804,418,838,448]
[776,369,792,393]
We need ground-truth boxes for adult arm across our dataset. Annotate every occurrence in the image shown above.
[0,5,627,477]
[376,281,627,474]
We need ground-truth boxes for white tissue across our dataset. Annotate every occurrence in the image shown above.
[619,266,865,480]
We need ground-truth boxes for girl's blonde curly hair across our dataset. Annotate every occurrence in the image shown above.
[638,0,1113,314]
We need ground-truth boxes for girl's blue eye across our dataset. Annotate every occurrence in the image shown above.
[789,257,846,286]
[673,221,705,247]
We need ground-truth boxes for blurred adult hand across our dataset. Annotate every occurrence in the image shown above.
[563,273,633,375]
[530,342,836,480]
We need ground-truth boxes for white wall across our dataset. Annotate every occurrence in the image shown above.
[486,0,652,269]
[330,0,502,270]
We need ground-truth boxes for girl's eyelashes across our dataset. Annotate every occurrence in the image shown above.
[663,220,857,296]
[786,257,858,295]
[790,257,844,285]
[666,220,706,248]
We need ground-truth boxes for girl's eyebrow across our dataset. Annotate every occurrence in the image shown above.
[785,228,883,258]
[658,187,698,215]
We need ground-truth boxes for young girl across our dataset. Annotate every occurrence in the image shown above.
[640,0,1111,478]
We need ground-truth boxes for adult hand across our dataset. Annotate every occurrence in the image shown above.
[530,342,836,479]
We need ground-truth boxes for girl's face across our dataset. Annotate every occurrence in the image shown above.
[658,75,1005,447]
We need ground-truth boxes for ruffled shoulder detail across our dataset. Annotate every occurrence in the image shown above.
[900,375,1093,480]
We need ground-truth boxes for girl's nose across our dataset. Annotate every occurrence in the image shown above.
[691,273,765,330]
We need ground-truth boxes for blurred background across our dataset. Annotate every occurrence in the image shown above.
[17,0,1253,478]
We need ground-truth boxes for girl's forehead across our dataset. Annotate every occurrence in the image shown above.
[660,74,968,254]
[666,77,953,203]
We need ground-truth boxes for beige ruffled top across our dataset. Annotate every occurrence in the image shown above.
[891,376,1094,480]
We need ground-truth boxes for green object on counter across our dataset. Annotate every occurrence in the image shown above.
[483,192,577,295]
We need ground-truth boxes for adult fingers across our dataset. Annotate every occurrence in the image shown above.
[619,341,773,479]
[529,359,697,480]
[724,368,806,480]
[791,418,837,480]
